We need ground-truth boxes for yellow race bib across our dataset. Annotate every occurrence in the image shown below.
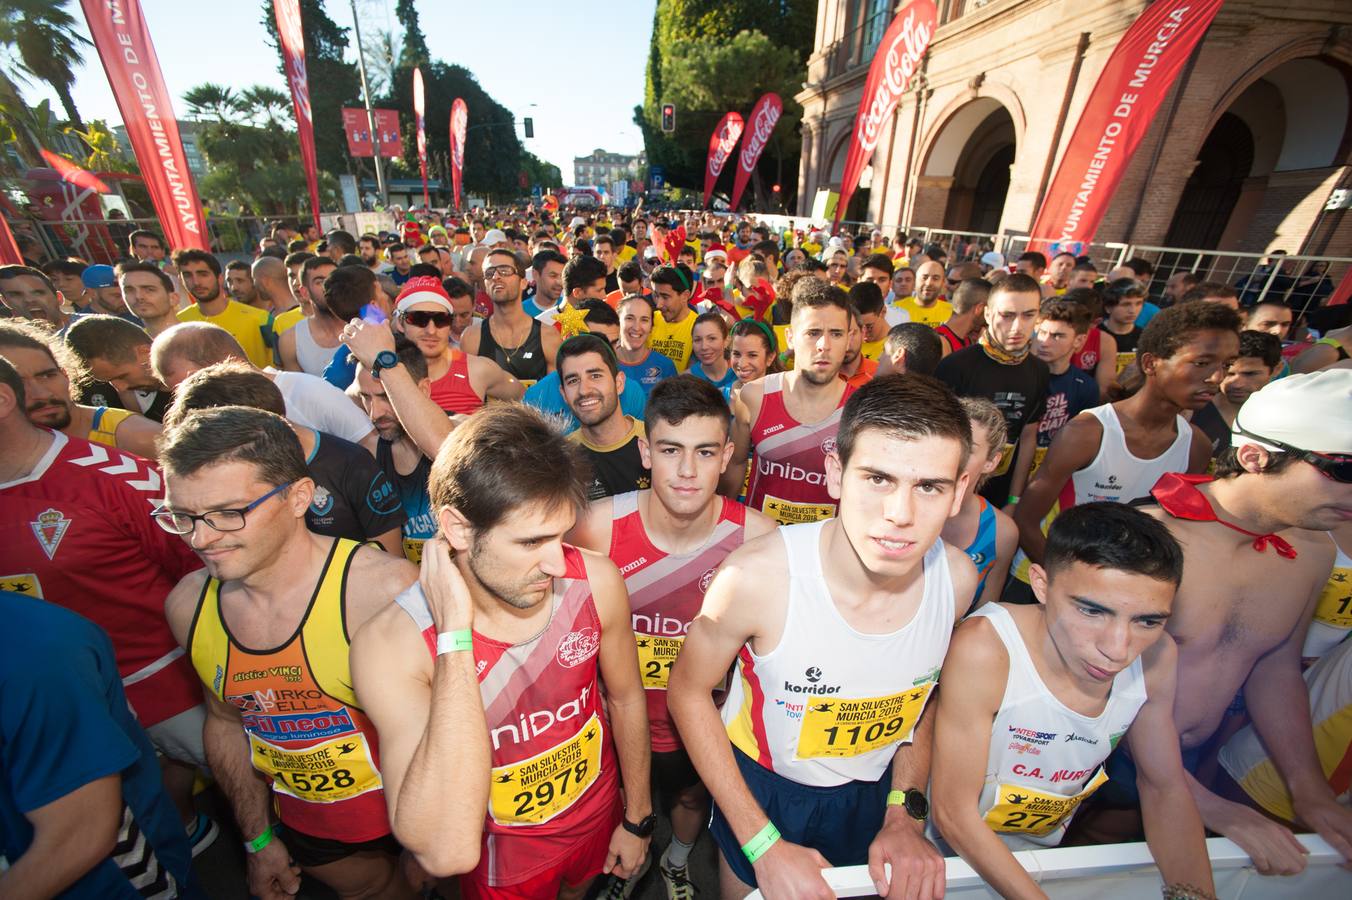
[795,684,933,759]
[984,769,1108,836]
[761,493,835,526]
[402,538,425,564]
[991,443,1016,477]
[489,713,603,826]
[1314,570,1352,629]
[0,573,42,598]
[249,732,381,803]
[637,635,683,690]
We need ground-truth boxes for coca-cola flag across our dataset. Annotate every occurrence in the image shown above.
[274,0,321,233]
[1029,0,1224,254]
[703,112,744,209]
[834,0,937,231]
[729,94,782,212]
[342,108,403,157]
[449,98,468,210]
[79,0,207,251]
[412,67,428,208]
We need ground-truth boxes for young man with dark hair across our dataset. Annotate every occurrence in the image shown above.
[128,229,170,267]
[859,252,895,296]
[278,255,343,376]
[172,248,276,368]
[560,333,650,499]
[594,233,620,293]
[1244,298,1295,342]
[935,278,989,357]
[0,265,69,327]
[1191,329,1282,459]
[1182,281,1240,310]
[62,313,172,422]
[933,503,1214,898]
[524,299,646,428]
[648,264,699,372]
[719,279,855,524]
[461,248,559,384]
[225,258,261,308]
[569,375,778,896]
[878,322,944,377]
[41,258,91,313]
[353,404,654,896]
[670,374,979,899]
[325,229,357,262]
[849,281,889,361]
[1068,261,1099,292]
[386,242,413,286]
[1100,278,1147,374]
[523,248,567,317]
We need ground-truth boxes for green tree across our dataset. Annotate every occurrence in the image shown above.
[182,84,244,123]
[0,0,90,131]
[239,86,293,128]
[394,0,429,68]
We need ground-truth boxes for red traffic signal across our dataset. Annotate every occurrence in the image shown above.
[661,103,675,133]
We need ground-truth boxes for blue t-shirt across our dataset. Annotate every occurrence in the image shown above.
[0,592,194,898]
[1135,301,1162,328]
[689,362,738,399]
[1036,365,1101,449]
[523,372,647,433]
[521,292,548,318]
[618,350,677,396]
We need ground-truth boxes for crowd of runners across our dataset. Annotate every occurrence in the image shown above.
[1,206,1350,900]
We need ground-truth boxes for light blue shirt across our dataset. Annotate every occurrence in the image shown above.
[522,371,647,433]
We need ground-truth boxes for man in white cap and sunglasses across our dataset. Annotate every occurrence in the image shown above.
[1077,369,1352,876]
[393,276,522,415]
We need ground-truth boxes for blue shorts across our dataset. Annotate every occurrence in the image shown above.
[709,746,892,888]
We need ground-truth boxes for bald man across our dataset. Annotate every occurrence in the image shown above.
[251,256,296,316]
[887,259,953,327]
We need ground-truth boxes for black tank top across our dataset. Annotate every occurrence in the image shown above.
[478,317,548,381]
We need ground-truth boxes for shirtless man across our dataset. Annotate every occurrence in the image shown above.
[1086,369,1352,875]
[1292,324,1352,374]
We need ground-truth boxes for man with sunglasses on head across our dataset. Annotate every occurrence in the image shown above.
[395,276,523,415]
[462,249,562,384]
[1076,369,1352,877]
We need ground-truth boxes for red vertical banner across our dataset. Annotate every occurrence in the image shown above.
[729,94,782,212]
[703,112,744,209]
[412,67,429,209]
[1029,0,1225,254]
[274,0,321,233]
[0,214,22,265]
[834,0,937,232]
[449,98,467,211]
[79,0,208,251]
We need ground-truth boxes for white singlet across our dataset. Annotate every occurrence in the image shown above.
[293,317,340,377]
[721,520,956,787]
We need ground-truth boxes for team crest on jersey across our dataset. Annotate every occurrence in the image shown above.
[309,485,335,516]
[31,508,71,560]
[699,566,718,594]
[556,627,600,668]
[820,437,837,456]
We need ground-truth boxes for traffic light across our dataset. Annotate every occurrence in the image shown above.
[661,103,675,133]
[523,117,534,138]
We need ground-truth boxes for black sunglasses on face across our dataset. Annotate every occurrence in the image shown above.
[1233,424,1352,483]
[403,310,453,328]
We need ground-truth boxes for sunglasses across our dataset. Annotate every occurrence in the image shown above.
[403,310,453,328]
[484,265,519,280]
[1233,424,1352,483]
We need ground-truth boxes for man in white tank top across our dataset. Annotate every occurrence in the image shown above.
[669,374,980,900]
[932,502,1215,899]
[1009,303,1237,600]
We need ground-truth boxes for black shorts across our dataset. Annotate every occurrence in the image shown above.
[280,823,401,869]
[652,747,702,809]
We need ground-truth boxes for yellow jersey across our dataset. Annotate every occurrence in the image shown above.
[178,299,276,368]
[274,306,304,334]
[88,406,134,448]
[650,310,697,371]
[861,339,886,362]
[893,297,953,327]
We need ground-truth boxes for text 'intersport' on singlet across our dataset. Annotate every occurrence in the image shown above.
[393,545,619,888]
[609,491,748,752]
[722,520,957,787]
[188,538,391,843]
[746,372,855,526]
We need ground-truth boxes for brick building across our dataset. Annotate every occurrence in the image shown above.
[795,0,1352,257]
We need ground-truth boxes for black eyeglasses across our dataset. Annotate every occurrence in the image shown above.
[403,310,453,328]
[152,482,293,535]
[1233,424,1352,483]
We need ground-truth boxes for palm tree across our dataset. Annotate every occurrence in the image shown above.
[239,86,292,128]
[0,0,89,131]
[182,83,243,123]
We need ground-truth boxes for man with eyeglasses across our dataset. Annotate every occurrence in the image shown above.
[1073,368,1352,877]
[157,405,427,899]
[394,276,524,413]
[461,249,561,385]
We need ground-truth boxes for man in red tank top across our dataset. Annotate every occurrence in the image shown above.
[719,278,854,525]
[353,405,654,898]
[570,376,777,896]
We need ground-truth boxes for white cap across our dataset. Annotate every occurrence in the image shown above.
[569,216,586,228]
[1232,369,1352,454]
[703,248,728,263]
[980,250,1006,269]
[484,228,508,246]
[643,246,659,260]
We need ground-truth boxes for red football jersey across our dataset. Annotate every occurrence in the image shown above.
[0,431,204,725]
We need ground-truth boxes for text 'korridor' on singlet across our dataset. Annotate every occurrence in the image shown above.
[478,318,548,384]
[188,539,391,842]
[395,545,619,888]
[723,520,956,787]
[746,373,855,526]
[1304,537,1352,661]
[963,604,1146,849]
[609,491,748,752]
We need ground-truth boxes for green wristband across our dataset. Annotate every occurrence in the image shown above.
[741,821,780,864]
[244,824,274,854]
[1007,495,1020,505]
[886,789,906,807]
[436,629,474,655]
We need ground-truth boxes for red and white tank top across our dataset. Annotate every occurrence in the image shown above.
[395,546,619,887]
[1071,328,1102,373]
[609,491,748,751]
[428,351,484,416]
[746,373,855,526]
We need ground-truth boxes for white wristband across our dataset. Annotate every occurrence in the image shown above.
[436,629,473,656]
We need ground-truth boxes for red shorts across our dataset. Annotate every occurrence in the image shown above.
[459,798,621,899]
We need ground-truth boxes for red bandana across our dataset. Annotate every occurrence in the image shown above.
[1151,473,1297,559]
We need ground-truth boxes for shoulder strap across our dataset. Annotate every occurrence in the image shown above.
[302,539,362,703]
[187,576,230,700]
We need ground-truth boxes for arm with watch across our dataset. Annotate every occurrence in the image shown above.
[867,713,946,900]
[340,318,456,459]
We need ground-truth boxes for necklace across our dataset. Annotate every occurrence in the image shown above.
[491,316,532,362]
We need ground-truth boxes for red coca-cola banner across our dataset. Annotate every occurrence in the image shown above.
[1029,0,1224,254]
[703,112,744,209]
[834,0,936,231]
[449,98,467,210]
[412,67,429,209]
[79,0,207,251]
[274,0,321,233]
[341,108,403,158]
[729,94,781,212]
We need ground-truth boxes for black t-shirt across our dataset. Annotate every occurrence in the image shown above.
[568,417,651,500]
[1101,324,1142,354]
[935,344,1050,503]
[305,430,406,542]
[605,271,620,293]
[1191,402,1231,459]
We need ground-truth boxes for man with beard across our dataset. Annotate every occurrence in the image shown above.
[172,249,276,368]
[225,260,262,309]
[522,249,567,318]
[278,256,342,377]
[359,233,391,274]
[118,262,182,338]
[719,279,854,525]
[0,265,72,329]
[889,260,952,327]
[62,314,173,423]
[561,333,650,500]
[460,249,560,384]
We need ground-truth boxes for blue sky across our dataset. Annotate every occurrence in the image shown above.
[26,0,655,177]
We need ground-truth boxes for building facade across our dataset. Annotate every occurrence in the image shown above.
[113,121,208,181]
[796,0,1352,257]
[572,148,645,187]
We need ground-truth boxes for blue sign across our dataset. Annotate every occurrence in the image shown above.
[650,165,665,190]
[532,184,543,198]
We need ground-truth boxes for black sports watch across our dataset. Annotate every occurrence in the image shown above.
[371,349,399,379]
[901,788,929,822]
[621,812,657,838]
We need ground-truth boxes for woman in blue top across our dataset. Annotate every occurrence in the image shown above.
[689,311,737,399]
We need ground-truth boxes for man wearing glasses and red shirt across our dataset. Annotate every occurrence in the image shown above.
[393,276,524,414]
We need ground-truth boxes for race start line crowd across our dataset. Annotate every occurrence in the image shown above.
[1,205,1351,900]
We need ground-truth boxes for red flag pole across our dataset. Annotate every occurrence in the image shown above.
[275,0,322,233]
[0,214,23,265]
[703,112,744,210]
[413,67,429,209]
[729,94,782,212]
